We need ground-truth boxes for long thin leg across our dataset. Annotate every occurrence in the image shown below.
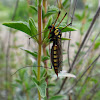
[61,23,72,30]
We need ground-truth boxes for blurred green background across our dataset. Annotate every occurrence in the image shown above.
[0,0,100,100]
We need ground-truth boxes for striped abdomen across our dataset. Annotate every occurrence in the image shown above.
[51,43,62,76]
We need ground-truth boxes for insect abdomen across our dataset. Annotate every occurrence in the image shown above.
[51,44,62,76]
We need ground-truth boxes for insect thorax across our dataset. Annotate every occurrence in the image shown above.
[48,25,62,43]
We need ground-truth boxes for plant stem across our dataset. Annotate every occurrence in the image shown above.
[43,0,49,98]
[37,2,42,100]
[43,0,47,29]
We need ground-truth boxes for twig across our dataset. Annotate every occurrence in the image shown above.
[68,7,100,73]
[66,0,72,24]
[67,0,77,67]
[5,0,19,100]
[64,54,100,94]
[81,84,99,100]
[74,32,100,68]
[88,87,100,100]
[76,61,97,98]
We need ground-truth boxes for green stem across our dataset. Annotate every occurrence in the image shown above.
[37,3,42,100]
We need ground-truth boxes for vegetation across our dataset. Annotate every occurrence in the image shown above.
[0,0,100,100]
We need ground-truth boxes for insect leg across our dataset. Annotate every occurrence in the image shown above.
[61,23,72,30]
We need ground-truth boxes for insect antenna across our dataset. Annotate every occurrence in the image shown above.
[57,12,67,27]
[53,11,61,26]
[11,65,43,76]
[29,34,39,39]
[29,29,49,40]
[11,65,52,76]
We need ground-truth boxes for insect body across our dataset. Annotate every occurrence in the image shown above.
[48,11,72,77]
[49,26,62,77]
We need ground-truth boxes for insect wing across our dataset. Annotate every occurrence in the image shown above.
[57,38,63,72]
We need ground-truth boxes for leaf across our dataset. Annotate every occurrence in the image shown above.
[43,16,53,39]
[29,18,38,41]
[15,79,22,84]
[19,70,27,81]
[41,56,50,62]
[48,95,66,100]
[75,14,82,20]
[33,77,39,85]
[39,78,47,98]
[41,69,46,78]
[43,6,58,18]
[94,42,100,49]
[30,5,38,12]
[44,10,58,18]
[61,38,71,40]
[59,26,77,32]
[62,0,69,6]
[48,83,56,88]
[3,21,31,36]
[33,77,47,98]
[47,5,59,12]
[75,42,80,47]
[32,69,37,78]
[21,47,38,59]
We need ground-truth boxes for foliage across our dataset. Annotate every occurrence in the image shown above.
[0,0,100,100]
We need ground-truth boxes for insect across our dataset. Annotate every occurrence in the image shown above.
[12,11,71,77]
[48,11,71,77]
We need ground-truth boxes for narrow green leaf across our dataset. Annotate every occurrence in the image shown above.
[48,5,59,12]
[48,83,56,88]
[33,77,39,85]
[62,0,69,7]
[48,95,65,100]
[40,69,46,78]
[39,78,47,98]
[32,69,37,78]
[15,79,22,84]
[61,38,71,40]
[94,42,100,49]
[33,78,47,98]
[44,10,58,18]
[59,26,77,32]
[75,14,82,20]
[30,5,38,12]
[21,48,38,59]
[43,6,58,18]
[43,16,53,39]
[41,56,50,62]
[29,18,38,41]
[3,21,31,36]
